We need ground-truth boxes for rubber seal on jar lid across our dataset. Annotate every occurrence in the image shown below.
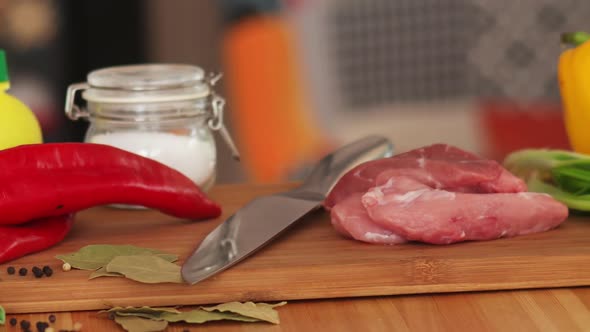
[82,64,211,103]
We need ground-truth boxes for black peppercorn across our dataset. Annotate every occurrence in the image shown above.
[18,267,28,276]
[36,321,49,332]
[48,314,56,323]
[20,319,31,329]
[9,317,17,326]
[7,266,15,275]
[32,266,44,278]
[43,266,53,277]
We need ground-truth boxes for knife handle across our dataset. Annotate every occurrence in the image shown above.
[298,135,394,197]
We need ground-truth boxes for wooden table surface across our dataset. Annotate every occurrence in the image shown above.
[3,182,590,331]
[2,287,590,331]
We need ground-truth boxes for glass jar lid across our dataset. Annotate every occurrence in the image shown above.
[82,64,211,103]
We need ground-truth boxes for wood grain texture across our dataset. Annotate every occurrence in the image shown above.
[4,288,590,331]
[1,183,590,314]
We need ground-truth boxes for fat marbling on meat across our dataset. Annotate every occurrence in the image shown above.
[325,144,568,245]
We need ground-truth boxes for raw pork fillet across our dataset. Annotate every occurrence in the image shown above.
[331,193,407,245]
[326,144,568,245]
[363,176,568,244]
[324,144,526,209]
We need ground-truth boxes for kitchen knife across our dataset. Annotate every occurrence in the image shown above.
[181,135,394,285]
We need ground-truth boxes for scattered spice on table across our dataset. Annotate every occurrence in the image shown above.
[20,319,31,329]
[104,302,287,331]
[56,244,181,284]
[6,266,15,275]
[18,267,27,276]
[32,266,44,278]
[36,321,50,332]
[43,266,53,277]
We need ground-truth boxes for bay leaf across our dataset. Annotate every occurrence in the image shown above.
[56,244,178,271]
[106,255,183,284]
[160,309,259,324]
[114,315,168,332]
[100,306,181,315]
[0,305,5,325]
[201,301,287,324]
[89,267,124,280]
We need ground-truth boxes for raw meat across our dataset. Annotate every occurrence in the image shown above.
[331,193,407,245]
[396,143,527,193]
[363,176,568,244]
[324,144,526,209]
[395,143,481,160]
[325,144,568,245]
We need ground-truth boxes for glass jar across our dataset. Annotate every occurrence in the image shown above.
[65,64,239,192]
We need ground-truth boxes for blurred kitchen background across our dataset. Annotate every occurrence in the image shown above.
[1,0,587,184]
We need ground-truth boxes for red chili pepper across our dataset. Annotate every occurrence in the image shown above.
[0,214,74,264]
[0,143,221,225]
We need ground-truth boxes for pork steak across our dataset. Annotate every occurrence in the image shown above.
[325,144,568,245]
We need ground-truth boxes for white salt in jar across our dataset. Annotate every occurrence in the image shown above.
[65,64,239,192]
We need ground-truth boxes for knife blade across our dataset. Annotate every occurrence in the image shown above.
[181,135,394,285]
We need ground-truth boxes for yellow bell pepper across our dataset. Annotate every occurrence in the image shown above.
[559,32,590,154]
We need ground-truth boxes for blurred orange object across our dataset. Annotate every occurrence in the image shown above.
[479,99,571,161]
[222,15,328,183]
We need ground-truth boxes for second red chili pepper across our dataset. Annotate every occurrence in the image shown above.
[0,214,74,264]
[0,143,222,225]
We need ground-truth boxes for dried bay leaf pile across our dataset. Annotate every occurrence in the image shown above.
[102,302,287,332]
[56,244,183,284]
[57,245,289,330]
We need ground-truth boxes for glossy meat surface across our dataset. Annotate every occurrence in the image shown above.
[325,144,567,245]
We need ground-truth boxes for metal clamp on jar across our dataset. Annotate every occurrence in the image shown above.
[65,64,239,192]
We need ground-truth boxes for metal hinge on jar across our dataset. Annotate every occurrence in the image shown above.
[209,93,240,161]
[206,72,240,161]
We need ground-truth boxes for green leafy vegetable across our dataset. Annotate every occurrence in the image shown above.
[114,315,168,332]
[106,255,183,284]
[504,149,590,210]
[0,305,5,325]
[528,178,590,211]
[56,244,178,271]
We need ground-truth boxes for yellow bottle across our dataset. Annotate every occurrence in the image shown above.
[0,49,43,150]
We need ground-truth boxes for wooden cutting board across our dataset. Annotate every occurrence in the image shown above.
[2,183,590,314]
